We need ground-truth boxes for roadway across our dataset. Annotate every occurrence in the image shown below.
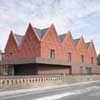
[1,81,100,100]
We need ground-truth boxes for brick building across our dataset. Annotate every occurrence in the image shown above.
[0,51,6,75]
[4,23,100,75]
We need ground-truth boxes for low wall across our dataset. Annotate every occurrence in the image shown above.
[63,75,100,83]
[0,75,64,89]
[0,75,100,90]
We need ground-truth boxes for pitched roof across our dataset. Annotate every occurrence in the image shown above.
[59,34,66,42]
[34,27,49,39]
[73,38,80,45]
[14,27,49,44]
[15,34,24,44]
[85,42,90,48]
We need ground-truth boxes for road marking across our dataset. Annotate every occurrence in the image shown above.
[34,86,100,100]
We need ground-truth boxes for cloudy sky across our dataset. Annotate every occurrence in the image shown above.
[0,0,100,54]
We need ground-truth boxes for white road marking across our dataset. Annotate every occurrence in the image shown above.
[34,86,100,100]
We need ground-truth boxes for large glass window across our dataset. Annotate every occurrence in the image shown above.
[50,49,55,59]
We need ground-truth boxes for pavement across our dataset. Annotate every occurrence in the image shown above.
[0,81,100,100]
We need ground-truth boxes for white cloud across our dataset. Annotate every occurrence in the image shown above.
[0,0,100,53]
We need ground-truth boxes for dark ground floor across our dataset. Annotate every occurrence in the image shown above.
[0,62,100,76]
[14,64,72,75]
[0,64,72,75]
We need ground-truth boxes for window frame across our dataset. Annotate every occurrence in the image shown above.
[91,57,93,64]
[81,55,84,63]
[50,49,55,59]
[67,52,72,63]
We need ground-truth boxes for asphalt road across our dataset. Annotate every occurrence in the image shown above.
[1,81,100,100]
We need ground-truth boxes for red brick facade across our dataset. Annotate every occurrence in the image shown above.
[5,31,18,60]
[5,23,99,75]
[5,23,97,64]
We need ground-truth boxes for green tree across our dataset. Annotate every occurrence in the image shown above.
[97,54,100,65]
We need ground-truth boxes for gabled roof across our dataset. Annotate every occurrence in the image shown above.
[85,42,90,48]
[73,38,80,45]
[34,27,49,39]
[15,34,24,44]
[14,27,49,44]
[59,34,66,42]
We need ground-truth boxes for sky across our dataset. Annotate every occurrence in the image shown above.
[0,0,100,54]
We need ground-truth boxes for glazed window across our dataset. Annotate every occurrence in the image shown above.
[81,55,84,63]
[10,52,13,56]
[91,57,93,64]
[68,53,71,63]
[50,49,55,59]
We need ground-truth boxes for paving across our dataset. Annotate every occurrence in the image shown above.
[0,81,100,100]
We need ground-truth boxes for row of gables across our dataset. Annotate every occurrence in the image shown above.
[5,23,97,64]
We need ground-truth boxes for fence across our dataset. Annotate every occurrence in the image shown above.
[0,75,100,90]
[0,75,64,89]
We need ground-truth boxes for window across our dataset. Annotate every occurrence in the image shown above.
[10,52,13,56]
[68,53,71,63]
[91,57,93,64]
[50,49,55,59]
[81,55,84,63]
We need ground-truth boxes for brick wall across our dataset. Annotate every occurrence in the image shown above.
[37,64,71,75]
[62,32,80,63]
[87,40,97,64]
[5,23,97,65]
[16,24,41,59]
[5,31,18,60]
[40,24,64,61]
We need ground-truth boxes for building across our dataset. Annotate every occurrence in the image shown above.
[4,23,100,75]
[0,51,7,75]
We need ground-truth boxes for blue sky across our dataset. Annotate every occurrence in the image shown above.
[0,0,100,54]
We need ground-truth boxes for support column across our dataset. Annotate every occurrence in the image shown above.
[8,65,14,75]
[69,66,72,75]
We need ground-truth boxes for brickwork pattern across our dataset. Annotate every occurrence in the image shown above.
[5,23,97,65]
[4,23,98,75]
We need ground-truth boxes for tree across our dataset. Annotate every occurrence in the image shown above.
[97,54,100,65]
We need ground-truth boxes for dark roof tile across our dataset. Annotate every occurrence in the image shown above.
[73,38,80,45]
[34,28,49,39]
[15,34,24,44]
[59,34,66,42]
[85,42,90,48]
